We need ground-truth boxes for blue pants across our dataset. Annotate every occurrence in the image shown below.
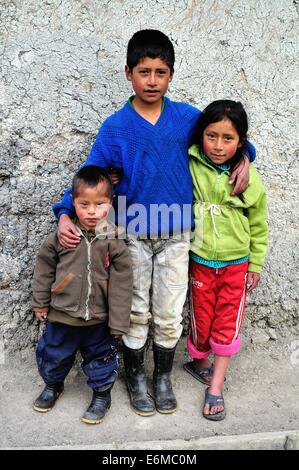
[36,321,119,390]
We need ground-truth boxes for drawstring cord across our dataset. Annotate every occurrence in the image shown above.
[207,204,221,239]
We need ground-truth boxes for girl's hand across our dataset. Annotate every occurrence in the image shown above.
[33,307,49,321]
[229,155,249,195]
[246,272,260,293]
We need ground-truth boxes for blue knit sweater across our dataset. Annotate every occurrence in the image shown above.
[53,97,256,237]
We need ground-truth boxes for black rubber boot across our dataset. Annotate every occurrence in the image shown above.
[81,388,112,424]
[123,344,155,416]
[33,383,64,413]
[153,343,177,414]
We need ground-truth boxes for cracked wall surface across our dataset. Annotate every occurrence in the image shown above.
[0,0,298,352]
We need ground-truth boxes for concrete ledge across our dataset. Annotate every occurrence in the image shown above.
[2,430,299,451]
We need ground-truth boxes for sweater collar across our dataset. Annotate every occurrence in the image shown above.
[128,95,166,112]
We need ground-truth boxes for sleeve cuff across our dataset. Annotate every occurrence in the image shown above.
[32,306,49,312]
[57,209,74,220]
[248,262,262,273]
[244,141,256,162]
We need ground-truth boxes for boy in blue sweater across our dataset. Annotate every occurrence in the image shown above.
[53,30,255,417]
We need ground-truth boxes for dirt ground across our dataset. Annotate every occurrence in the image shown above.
[1,332,298,449]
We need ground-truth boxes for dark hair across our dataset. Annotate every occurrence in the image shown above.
[191,100,252,170]
[72,165,114,200]
[126,29,175,72]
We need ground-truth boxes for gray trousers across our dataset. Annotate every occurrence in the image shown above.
[122,232,190,349]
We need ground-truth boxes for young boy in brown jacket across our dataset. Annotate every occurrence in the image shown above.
[32,166,133,424]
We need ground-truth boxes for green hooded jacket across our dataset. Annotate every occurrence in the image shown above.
[189,145,268,273]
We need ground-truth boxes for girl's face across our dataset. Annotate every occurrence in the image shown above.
[203,118,242,165]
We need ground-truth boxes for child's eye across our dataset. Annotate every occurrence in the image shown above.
[207,134,215,139]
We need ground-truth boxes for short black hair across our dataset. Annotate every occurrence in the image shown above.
[72,165,114,200]
[127,29,175,72]
[191,100,253,170]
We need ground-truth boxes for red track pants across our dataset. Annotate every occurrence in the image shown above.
[188,260,248,358]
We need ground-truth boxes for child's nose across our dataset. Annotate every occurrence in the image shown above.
[88,206,96,214]
[215,138,223,149]
[148,72,157,86]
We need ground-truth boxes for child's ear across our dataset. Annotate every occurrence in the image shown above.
[125,65,132,81]
[237,138,245,149]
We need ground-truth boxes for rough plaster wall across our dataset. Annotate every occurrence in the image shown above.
[0,0,298,352]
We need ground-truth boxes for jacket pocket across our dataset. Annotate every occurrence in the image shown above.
[219,209,250,254]
[51,273,82,312]
[90,276,109,315]
[234,210,250,244]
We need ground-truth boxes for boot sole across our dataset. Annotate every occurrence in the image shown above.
[32,391,64,413]
[81,417,104,425]
[131,406,156,417]
[33,405,52,413]
[156,407,177,414]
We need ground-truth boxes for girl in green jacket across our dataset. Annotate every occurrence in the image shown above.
[184,100,268,421]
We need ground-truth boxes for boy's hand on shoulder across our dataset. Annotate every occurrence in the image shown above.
[229,155,249,195]
[58,214,81,248]
[33,307,49,321]
[246,272,260,293]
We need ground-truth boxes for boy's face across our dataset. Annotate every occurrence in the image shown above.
[125,57,173,106]
[73,181,112,231]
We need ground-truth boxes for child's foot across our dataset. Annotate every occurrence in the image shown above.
[81,389,111,424]
[202,387,226,421]
[183,360,213,385]
[33,383,64,413]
